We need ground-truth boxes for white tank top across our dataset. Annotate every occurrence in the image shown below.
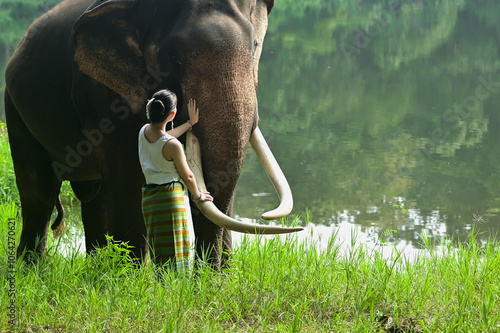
[138,124,181,185]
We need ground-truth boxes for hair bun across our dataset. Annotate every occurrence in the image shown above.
[147,89,177,123]
[151,99,165,113]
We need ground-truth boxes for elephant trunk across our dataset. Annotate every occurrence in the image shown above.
[184,48,256,216]
[178,46,300,264]
[186,131,301,234]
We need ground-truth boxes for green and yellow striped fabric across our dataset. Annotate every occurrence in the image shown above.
[142,182,190,271]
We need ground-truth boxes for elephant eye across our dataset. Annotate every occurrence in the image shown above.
[169,51,182,65]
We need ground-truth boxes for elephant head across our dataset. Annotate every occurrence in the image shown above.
[71,0,300,265]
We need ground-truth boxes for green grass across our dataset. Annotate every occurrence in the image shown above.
[1,208,500,332]
[0,122,18,205]
[1,121,500,332]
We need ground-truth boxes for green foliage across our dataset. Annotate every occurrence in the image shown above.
[394,205,408,215]
[0,0,62,121]
[0,0,61,46]
[237,0,500,246]
[91,235,139,274]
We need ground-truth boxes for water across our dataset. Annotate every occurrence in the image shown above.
[3,0,500,254]
[234,0,500,251]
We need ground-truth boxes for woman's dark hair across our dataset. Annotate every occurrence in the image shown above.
[147,89,177,123]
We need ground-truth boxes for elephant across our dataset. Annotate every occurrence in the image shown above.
[5,0,301,268]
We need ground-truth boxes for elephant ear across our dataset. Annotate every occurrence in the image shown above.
[265,0,274,14]
[73,0,147,113]
[250,0,273,88]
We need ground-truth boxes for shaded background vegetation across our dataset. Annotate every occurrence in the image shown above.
[235,0,500,247]
[1,0,60,115]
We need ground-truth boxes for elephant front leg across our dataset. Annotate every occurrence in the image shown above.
[79,178,147,260]
[77,180,109,254]
[191,203,233,269]
[220,228,233,269]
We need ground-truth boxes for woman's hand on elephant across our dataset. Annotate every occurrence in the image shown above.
[188,98,199,126]
[193,191,213,202]
[200,191,213,202]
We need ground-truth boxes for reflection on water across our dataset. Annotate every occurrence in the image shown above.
[231,220,444,263]
[53,224,86,257]
[235,0,500,248]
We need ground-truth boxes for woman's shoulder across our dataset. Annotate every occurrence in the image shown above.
[139,124,148,137]
[162,136,181,149]
[160,132,177,144]
[161,136,183,162]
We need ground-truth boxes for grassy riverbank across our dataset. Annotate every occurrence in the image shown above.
[1,122,500,332]
[1,219,500,332]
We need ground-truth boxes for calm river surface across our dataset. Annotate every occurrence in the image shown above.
[2,0,500,254]
[233,0,500,252]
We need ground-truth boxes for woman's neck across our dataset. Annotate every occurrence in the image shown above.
[149,122,167,132]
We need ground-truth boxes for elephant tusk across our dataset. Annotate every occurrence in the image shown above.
[186,131,302,234]
[250,127,294,220]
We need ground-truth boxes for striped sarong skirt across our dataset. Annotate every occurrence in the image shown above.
[141,181,190,270]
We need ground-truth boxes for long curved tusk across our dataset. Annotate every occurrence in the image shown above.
[186,131,302,234]
[250,127,294,220]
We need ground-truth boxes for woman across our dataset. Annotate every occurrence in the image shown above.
[138,89,213,270]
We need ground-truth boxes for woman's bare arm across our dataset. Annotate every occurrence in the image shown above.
[163,139,212,202]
